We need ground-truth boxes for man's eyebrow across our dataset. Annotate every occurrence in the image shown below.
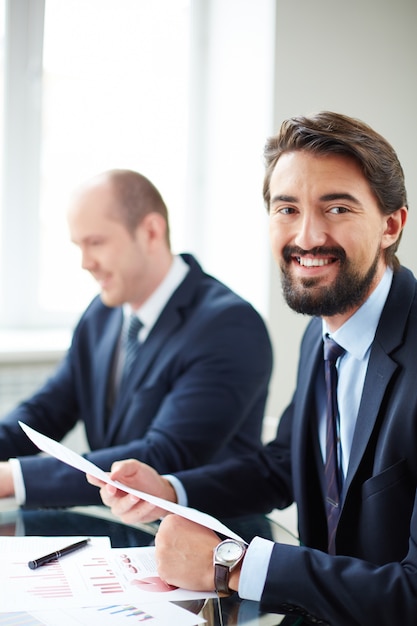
[270,192,362,205]
[270,194,298,203]
[319,192,360,203]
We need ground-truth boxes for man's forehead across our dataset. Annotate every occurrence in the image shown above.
[270,151,364,187]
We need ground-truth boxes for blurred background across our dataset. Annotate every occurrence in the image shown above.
[0,0,416,440]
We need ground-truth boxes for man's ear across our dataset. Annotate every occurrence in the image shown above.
[137,212,167,245]
[382,206,407,249]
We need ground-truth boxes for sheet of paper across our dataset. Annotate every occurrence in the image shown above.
[0,601,206,626]
[0,544,215,612]
[19,421,243,541]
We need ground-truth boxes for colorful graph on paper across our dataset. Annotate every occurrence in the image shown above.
[0,602,206,626]
[0,545,214,612]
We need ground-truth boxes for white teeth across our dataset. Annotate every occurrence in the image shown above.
[297,257,331,267]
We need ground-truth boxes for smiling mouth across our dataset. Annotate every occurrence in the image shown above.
[295,257,336,267]
[284,246,346,269]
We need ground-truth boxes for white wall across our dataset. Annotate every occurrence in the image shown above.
[266,0,417,418]
[185,0,417,422]
[184,0,276,319]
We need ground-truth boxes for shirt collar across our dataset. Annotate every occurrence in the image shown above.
[124,255,189,334]
[323,266,393,360]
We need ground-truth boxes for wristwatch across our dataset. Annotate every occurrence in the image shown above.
[213,538,248,595]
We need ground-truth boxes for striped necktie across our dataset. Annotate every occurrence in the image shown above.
[122,314,143,382]
[323,335,346,554]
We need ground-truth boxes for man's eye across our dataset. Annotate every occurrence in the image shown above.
[278,206,296,215]
[329,206,349,214]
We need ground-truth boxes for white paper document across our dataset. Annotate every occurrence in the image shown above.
[0,602,206,626]
[0,539,214,612]
[0,602,205,626]
[19,421,243,541]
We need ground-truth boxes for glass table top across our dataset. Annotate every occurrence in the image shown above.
[0,502,302,626]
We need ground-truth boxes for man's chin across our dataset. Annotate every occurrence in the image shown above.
[282,280,339,316]
[99,292,120,308]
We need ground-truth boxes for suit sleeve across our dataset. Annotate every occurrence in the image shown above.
[259,507,417,626]
[174,400,295,519]
[0,298,103,462]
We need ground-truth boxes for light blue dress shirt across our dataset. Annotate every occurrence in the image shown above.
[239,267,393,601]
[319,266,393,481]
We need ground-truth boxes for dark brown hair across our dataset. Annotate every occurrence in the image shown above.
[263,111,408,268]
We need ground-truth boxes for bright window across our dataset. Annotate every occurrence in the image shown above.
[1,0,275,336]
[1,0,190,329]
[0,0,4,247]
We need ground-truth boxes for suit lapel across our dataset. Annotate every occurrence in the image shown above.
[95,308,123,441]
[109,303,184,426]
[292,321,325,535]
[344,346,397,490]
[292,319,323,464]
[344,267,415,493]
[107,255,202,439]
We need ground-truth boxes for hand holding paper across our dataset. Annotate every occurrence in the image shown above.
[87,458,178,524]
[18,421,243,541]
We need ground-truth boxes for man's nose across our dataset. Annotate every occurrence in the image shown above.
[81,250,95,271]
[294,213,328,251]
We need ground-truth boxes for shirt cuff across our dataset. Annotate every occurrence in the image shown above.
[163,474,188,507]
[239,536,274,601]
[9,458,26,505]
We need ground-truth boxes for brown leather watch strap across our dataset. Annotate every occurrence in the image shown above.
[214,563,233,596]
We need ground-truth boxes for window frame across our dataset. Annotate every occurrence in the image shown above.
[1,0,46,329]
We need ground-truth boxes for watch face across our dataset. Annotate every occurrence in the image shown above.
[216,540,245,566]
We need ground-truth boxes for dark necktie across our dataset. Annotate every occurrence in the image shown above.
[323,335,346,554]
[121,314,143,384]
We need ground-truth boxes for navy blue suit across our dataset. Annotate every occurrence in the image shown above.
[0,254,273,508]
[177,266,417,625]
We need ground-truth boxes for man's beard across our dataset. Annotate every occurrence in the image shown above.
[280,246,381,317]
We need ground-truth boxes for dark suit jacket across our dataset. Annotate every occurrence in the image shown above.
[177,266,417,625]
[0,254,273,508]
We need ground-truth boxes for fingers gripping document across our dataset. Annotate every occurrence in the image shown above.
[19,422,244,541]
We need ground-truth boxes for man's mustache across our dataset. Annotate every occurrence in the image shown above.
[282,246,347,264]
